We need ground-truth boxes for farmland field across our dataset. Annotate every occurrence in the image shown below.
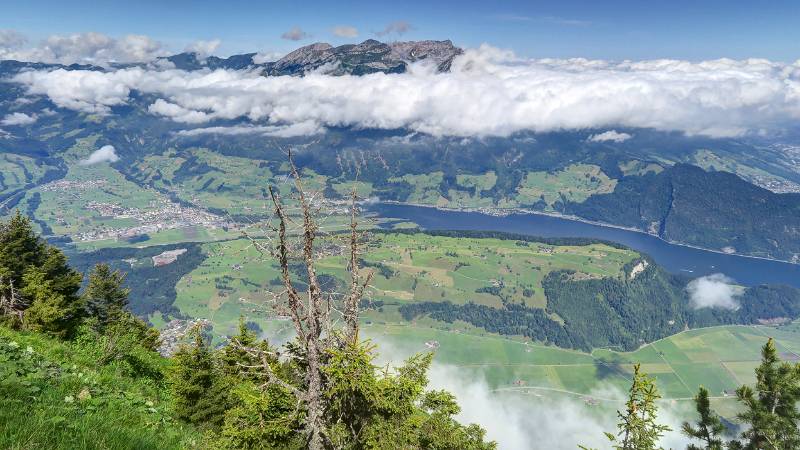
[171,231,639,336]
[366,322,798,419]
[160,227,800,421]
[513,164,617,208]
[383,164,619,210]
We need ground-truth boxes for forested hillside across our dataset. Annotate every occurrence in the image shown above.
[400,245,800,351]
[567,164,800,261]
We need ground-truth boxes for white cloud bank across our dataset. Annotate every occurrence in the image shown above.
[184,39,221,58]
[588,130,632,143]
[365,334,692,450]
[0,30,228,65]
[1,112,37,126]
[12,45,800,137]
[176,121,322,138]
[687,273,742,310]
[79,145,120,165]
[0,32,168,65]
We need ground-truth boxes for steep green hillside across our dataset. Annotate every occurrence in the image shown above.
[0,326,202,449]
[567,164,800,261]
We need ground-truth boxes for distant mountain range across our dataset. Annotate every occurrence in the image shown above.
[0,39,463,76]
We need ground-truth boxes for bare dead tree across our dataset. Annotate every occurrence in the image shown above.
[0,277,25,325]
[344,187,373,345]
[239,150,373,450]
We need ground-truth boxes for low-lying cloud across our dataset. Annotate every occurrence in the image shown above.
[175,121,321,137]
[1,112,37,126]
[79,145,120,165]
[0,31,168,65]
[588,130,632,143]
[0,29,27,50]
[366,334,691,450]
[687,273,742,310]
[11,45,800,137]
[184,39,221,58]
[425,364,691,450]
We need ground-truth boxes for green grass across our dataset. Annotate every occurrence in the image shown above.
[514,164,617,208]
[692,149,794,189]
[380,164,617,210]
[618,159,664,176]
[134,148,275,215]
[32,162,163,237]
[456,171,497,193]
[388,171,447,205]
[0,153,52,197]
[0,327,202,450]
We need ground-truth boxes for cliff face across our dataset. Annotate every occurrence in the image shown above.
[267,39,463,76]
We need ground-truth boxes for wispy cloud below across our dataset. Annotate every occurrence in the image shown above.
[687,273,742,310]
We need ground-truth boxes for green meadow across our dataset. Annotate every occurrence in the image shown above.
[171,232,639,336]
[0,153,53,197]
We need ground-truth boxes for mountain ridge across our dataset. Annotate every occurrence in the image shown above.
[0,39,463,76]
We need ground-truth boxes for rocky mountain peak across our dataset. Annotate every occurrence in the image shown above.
[268,39,462,76]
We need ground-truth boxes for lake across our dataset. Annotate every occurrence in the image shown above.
[369,203,800,288]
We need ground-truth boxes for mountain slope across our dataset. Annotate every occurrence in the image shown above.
[567,164,800,261]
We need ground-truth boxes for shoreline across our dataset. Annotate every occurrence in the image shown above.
[376,200,799,267]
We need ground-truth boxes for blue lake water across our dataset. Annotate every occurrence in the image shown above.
[369,203,800,288]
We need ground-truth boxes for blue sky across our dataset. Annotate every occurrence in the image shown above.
[2,0,800,61]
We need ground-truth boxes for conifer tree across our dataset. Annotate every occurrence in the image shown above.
[21,269,84,338]
[170,326,233,429]
[219,317,279,382]
[0,211,46,286]
[0,211,83,335]
[728,338,800,450]
[682,386,725,450]
[604,364,671,450]
[83,263,130,327]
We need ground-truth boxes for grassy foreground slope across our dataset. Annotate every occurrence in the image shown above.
[0,326,201,449]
